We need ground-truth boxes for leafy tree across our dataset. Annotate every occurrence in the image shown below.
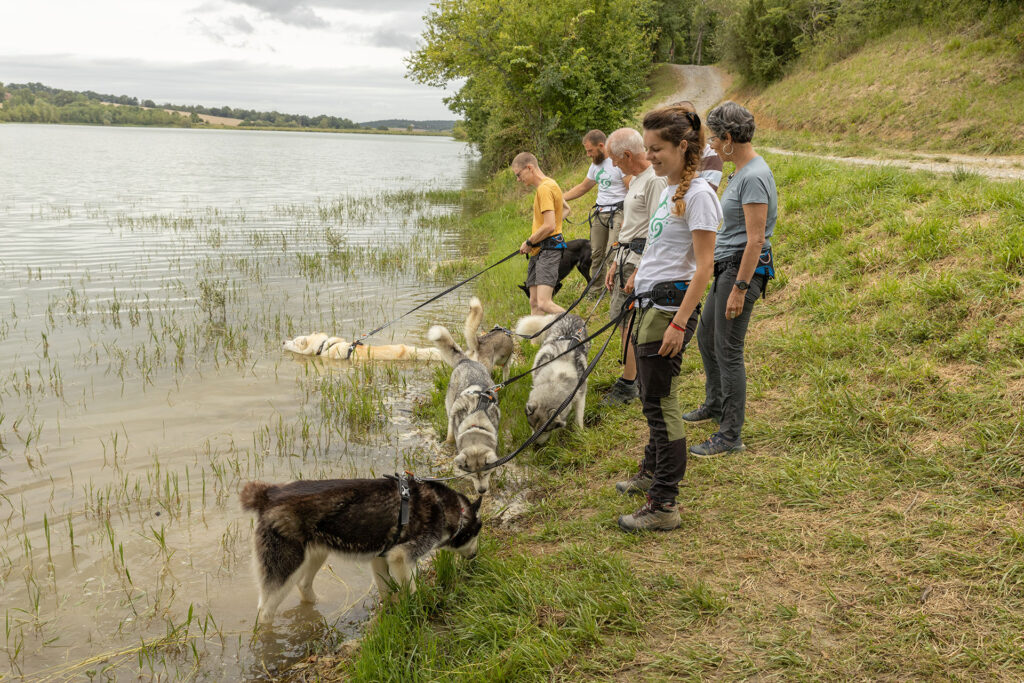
[407,0,656,167]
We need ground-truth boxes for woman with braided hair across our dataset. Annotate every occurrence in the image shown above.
[616,105,721,533]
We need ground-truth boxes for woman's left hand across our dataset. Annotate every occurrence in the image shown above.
[725,288,745,320]
[658,324,685,358]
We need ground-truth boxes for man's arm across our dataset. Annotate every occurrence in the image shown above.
[520,210,558,253]
[563,178,596,202]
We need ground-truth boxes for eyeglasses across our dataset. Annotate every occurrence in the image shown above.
[514,168,525,180]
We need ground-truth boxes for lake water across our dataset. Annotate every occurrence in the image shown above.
[0,123,478,679]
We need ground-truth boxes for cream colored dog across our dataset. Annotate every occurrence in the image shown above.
[283,333,443,361]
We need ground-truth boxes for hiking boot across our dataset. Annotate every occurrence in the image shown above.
[615,471,652,496]
[682,404,718,424]
[689,434,746,458]
[602,378,639,406]
[618,497,680,532]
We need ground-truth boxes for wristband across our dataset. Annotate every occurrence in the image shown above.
[525,239,537,248]
[669,321,685,332]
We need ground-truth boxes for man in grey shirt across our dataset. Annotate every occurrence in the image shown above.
[601,127,667,405]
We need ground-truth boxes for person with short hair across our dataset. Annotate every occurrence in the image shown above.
[616,105,720,533]
[511,152,567,315]
[684,101,777,458]
[601,127,667,405]
[673,100,723,191]
[562,130,631,287]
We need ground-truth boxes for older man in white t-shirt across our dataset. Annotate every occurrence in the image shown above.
[600,127,667,405]
[562,129,631,287]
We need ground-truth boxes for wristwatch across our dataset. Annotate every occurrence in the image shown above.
[734,280,750,291]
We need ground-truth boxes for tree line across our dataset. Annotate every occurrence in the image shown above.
[406,0,1020,168]
[0,82,360,130]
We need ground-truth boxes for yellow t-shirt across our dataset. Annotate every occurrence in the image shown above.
[530,177,564,255]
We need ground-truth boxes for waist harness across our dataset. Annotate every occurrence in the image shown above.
[539,234,567,250]
[635,280,690,308]
[714,246,776,297]
[588,200,624,229]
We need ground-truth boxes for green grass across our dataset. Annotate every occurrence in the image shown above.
[737,23,1024,156]
[295,152,1024,680]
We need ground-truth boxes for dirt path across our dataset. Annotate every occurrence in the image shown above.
[660,63,1024,182]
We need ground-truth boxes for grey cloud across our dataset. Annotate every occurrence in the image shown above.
[223,0,429,29]
[368,29,419,50]
[0,54,454,121]
[226,15,256,34]
[227,0,328,28]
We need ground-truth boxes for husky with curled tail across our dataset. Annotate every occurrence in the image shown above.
[463,297,513,381]
[240,478,482,625]
[514,312,590,445]
[428,324,501,494]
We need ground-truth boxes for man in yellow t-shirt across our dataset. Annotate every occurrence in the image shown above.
[511,152,566,315]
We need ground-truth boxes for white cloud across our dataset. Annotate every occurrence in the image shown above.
[0,0,447,119]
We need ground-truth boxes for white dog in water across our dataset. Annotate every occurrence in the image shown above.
[283,333,443,361]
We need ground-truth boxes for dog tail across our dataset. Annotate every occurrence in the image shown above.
[427,325,466,367]
[514,314,558,344]
[240,481,274,512]
[463,297,484,359]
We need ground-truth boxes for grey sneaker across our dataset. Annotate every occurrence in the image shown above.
[602,378,639,405]
[615,471,652,496]
[682,404,718,424]
[690,434,746,458]
[618,497,680,532]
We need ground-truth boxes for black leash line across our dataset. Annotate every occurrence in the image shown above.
[344,248,520,358]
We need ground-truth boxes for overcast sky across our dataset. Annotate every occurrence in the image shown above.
[0,0,455,121]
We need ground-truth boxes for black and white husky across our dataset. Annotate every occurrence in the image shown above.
[240,477,482,624]
[514,313,590,444]
[428,324,501,494]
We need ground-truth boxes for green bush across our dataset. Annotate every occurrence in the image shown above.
[407,0,656,168]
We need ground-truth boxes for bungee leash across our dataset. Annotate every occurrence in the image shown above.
[344,248,521,358]
[417,302,632,483]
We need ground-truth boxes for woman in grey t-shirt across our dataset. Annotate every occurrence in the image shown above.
[685,101,777,457]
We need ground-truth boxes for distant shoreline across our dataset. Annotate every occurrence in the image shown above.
[0,120,456,137]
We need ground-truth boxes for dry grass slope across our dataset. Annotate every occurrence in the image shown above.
[740,24,1024,156]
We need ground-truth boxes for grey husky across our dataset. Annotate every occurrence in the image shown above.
[428,324,501,494]
[514,313,590,445]
[464,296,514,381]
[240,477,482,624]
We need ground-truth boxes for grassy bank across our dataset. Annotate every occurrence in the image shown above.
[736,23,1024,157]
[296,153,1024,680]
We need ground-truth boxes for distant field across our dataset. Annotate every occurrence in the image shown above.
[737,24,1024,155]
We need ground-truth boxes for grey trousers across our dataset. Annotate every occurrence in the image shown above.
[695,265,763,444]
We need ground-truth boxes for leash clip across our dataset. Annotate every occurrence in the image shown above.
[345,339,365,360]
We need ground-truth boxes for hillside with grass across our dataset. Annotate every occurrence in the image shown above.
[738,23,1024,156]
[290,121,1024,680]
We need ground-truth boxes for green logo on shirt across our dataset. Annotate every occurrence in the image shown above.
[648,197,668,241]
[595,168,612,190]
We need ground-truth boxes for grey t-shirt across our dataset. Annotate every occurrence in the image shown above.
[715,155,777,262]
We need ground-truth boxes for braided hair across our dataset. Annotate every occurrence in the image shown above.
[642,105,705,217]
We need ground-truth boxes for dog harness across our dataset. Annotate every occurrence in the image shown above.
[379,472,411,556]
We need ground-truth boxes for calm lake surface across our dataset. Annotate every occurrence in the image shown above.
[0,123,478,679]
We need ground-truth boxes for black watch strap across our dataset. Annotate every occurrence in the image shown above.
[735,280,750,291]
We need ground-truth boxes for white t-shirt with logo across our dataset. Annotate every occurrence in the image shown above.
[586,157,628,209]
[614,164,667,268]
[634,178,722,310]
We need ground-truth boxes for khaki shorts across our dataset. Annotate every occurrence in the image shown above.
[609,260,637,322]
[526,248,561,288]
